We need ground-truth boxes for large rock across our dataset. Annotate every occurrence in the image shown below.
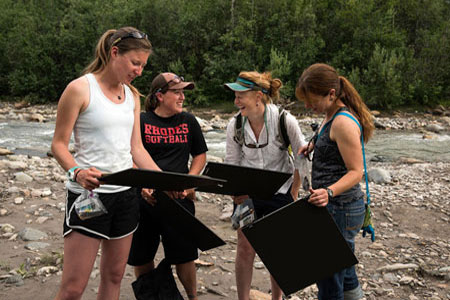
[249,289,271,300]
[374,120,387,129]
[4,274,24,286]
[368,168,391,184]
[14,172,33,183]
[25,242,50,250]
[431,105,445,115]
[399,157,424,164]
[6,161,28,170]
[377,263,419,272]
[28,113,45,123]
[371,110,381,117]
[0,223,15,233]
[18,227,48,241]
[440,116,450,126]
[0,147,13,155]
[14,101,30,109]
[36,266,59,276]
[6,186,20,194]
[425,124,444,133]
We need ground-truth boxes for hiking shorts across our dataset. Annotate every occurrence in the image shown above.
[63,188,139,240]
[128,194,198,266]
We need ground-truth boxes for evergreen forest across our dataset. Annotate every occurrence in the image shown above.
[0,0,449,109]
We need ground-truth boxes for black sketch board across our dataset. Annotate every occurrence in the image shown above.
[242,197,358,296]
[153,190,226,251]
[197,162,291,200]
[99,168,226,191]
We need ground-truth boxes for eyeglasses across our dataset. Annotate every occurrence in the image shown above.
[243,125,269,149]
[242,110,269,149]
[111,31,148,46]
[157,75,184,93]
[305,122,319,161]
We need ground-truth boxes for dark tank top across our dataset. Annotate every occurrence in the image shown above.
[311,107,364,203]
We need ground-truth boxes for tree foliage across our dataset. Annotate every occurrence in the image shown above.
[0,0,449,109]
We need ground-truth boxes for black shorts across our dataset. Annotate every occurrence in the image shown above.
[128,195,198,266]
[234,189,294,220]
[63,188,139,240]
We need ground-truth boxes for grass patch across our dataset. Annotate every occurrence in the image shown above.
[0,261,11,272]
[39,251,64,267]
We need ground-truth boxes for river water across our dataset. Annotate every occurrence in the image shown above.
[1,120,449,162]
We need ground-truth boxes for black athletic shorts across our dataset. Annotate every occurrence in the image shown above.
[234,188,294,220]
[128,194,198,266]
[63,188,139,240]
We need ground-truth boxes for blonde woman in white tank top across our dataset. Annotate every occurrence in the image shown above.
[51,27,160,300]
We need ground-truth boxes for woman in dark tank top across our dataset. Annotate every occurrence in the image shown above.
[296,63,374,300]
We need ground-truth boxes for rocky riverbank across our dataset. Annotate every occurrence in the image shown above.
[0,101,449,299]
[1,101,450,134]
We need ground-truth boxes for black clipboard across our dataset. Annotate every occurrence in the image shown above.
[242,197,358,296]
[153,191,226,251]
[99,168,226,191]
[197,162,291,200]
[99,169,226,251]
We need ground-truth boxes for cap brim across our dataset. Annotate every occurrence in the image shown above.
[224,82,252,92]
[170,82,195,90]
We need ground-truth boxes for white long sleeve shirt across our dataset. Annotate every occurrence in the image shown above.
[225,104,306,194]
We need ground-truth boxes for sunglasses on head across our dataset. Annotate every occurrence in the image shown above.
[157,75,185,93]
[111,31,148,46]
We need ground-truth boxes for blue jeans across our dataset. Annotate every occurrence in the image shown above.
[317,198,365,300]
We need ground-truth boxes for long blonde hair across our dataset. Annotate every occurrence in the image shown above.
[296,63,374,142]
[83,27,152,96]
[238,71,283,104]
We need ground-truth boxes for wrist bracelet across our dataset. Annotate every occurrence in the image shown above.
[74,168,82,182]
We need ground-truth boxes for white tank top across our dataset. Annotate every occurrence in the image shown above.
[66,73,134,194]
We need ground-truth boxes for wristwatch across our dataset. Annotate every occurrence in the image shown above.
[326,187,334,199]
[67,166,81,182]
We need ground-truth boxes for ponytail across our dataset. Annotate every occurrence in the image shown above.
[339,76,374,143]
[83,29,116,75]
[268,76,282,101]
[144,93,158,112]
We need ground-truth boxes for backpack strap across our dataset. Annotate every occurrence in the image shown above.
[277,106,291,150]
[334,112,371,205]
[334,111,375,242]
[233,112,245,146]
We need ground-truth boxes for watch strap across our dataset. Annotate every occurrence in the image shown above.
[68,166,81,182]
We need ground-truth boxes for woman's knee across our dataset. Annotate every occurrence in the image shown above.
[58,282,86,300]
[236,242,255,259]
[101,266,126,285]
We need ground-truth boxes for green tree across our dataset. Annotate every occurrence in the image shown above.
[362,44,406,109]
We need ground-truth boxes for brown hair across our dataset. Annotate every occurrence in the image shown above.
[296,63,374,142]
[83,27,152,96]
[238,71,283,104]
